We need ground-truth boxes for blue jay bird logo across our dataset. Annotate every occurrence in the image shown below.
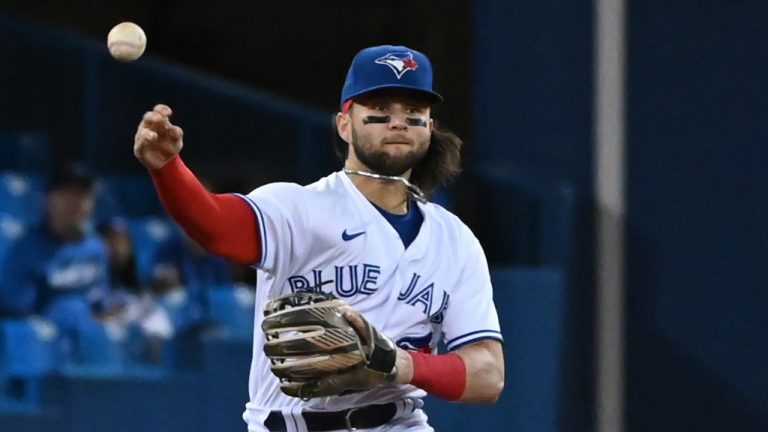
[375,52,419,79]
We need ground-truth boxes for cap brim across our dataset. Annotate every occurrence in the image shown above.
[344,84,443,108]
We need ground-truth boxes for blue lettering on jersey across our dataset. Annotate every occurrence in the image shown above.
[286,268,448,321]
[335,264,381,297]
[289,264,381,298]
[398,273,420,300]
[430,290,449,324]
[287,275,312,292]
[406,283,434,314]
[359,264,380,294]
[400,272,449,322]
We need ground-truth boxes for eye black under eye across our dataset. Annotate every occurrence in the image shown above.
[405,118,428,127]
[363,115,390,124]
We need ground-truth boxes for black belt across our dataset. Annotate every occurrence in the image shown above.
[264,402,398,431]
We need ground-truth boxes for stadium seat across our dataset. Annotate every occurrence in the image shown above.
[0,171,45,221]
[206,285,254,341]
[0,317,61,407]
[93,175,165,223]
[60,322,127,377]
[0,212,27,262]
[124,217,178,285]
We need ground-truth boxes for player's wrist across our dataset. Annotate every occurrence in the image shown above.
[407,351,467,401]
[393,348,414,384]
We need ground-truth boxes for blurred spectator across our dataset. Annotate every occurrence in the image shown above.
[98,217,141,293]
[97,217,173,364]
[0,164,119,352]
[150,232,234,331]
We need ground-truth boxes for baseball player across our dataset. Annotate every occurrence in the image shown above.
[134,45,504,431]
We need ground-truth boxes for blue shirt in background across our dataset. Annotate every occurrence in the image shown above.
[0,224,109,320]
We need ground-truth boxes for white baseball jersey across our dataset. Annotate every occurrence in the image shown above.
[236,170,502,431]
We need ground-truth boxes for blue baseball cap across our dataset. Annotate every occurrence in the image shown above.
[340,45,443,110]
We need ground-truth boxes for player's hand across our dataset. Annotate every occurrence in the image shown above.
[340,306,413,384]
[134,104,184,171]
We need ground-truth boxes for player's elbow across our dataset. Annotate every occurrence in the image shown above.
[475,368,505,403]
[461,361,505,403]
[487,376,504,403]
[457,340,505,403]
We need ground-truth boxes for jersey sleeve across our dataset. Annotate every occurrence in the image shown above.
[441,235,503,352]
[237,183,309,276]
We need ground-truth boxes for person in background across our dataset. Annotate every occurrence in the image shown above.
[0,164,119,352]
[98,217,173,364]
[150,231,234,332]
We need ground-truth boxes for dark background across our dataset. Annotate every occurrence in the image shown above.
[0,0,475,146]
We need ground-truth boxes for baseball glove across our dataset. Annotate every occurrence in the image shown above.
[261,291,398,399]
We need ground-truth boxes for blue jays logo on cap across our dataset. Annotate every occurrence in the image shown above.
[340,44,443,109]
[375,52,419,79]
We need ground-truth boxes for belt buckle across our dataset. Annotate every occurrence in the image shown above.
[344,406,363,431]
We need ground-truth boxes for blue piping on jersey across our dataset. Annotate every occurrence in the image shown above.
[446,329,503,345]
[234,193,268,267]
[449,334,505,352]
[446,329,503,350]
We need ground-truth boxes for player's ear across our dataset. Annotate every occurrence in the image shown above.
[336,112,352,144]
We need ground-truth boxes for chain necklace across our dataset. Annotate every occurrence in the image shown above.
[343,169,427,203]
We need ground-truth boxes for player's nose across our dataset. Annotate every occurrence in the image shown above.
[386,113,408,130]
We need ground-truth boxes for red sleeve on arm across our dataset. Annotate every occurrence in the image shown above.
[408,351,467,401]
[149,156,261,265]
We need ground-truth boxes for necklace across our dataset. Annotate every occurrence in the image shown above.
[343,169,427,203]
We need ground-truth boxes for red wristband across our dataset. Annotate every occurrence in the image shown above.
[408,351,467,401]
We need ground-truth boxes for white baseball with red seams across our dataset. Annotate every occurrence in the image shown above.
[107,22,146,62]
[236,171,502,431]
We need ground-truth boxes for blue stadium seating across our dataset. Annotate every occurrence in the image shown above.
[93,175,165,224]
[123,216,178,285]
[0,171,45,221]
[0,318,61,408]
[206,285,254,341]
[61,322,127,377]
[0,172,44,262]
[0,213,27,263]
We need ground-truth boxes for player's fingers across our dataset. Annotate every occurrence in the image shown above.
[142,111,169,131]
[168,125,184,141]
[341,308,368,339]
[135,127,158,143]
[153,104,172,117]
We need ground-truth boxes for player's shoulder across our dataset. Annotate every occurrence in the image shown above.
[247,181,304,198]
[245,172,346,202]
[421,201,478,243]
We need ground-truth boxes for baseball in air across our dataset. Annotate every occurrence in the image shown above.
[107,22,146,62]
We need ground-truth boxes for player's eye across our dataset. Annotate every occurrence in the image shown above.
[373,105,388,112]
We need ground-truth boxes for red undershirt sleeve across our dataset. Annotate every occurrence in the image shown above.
[148,156,261,265]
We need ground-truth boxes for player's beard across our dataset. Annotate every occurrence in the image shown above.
[350,127,429,177]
